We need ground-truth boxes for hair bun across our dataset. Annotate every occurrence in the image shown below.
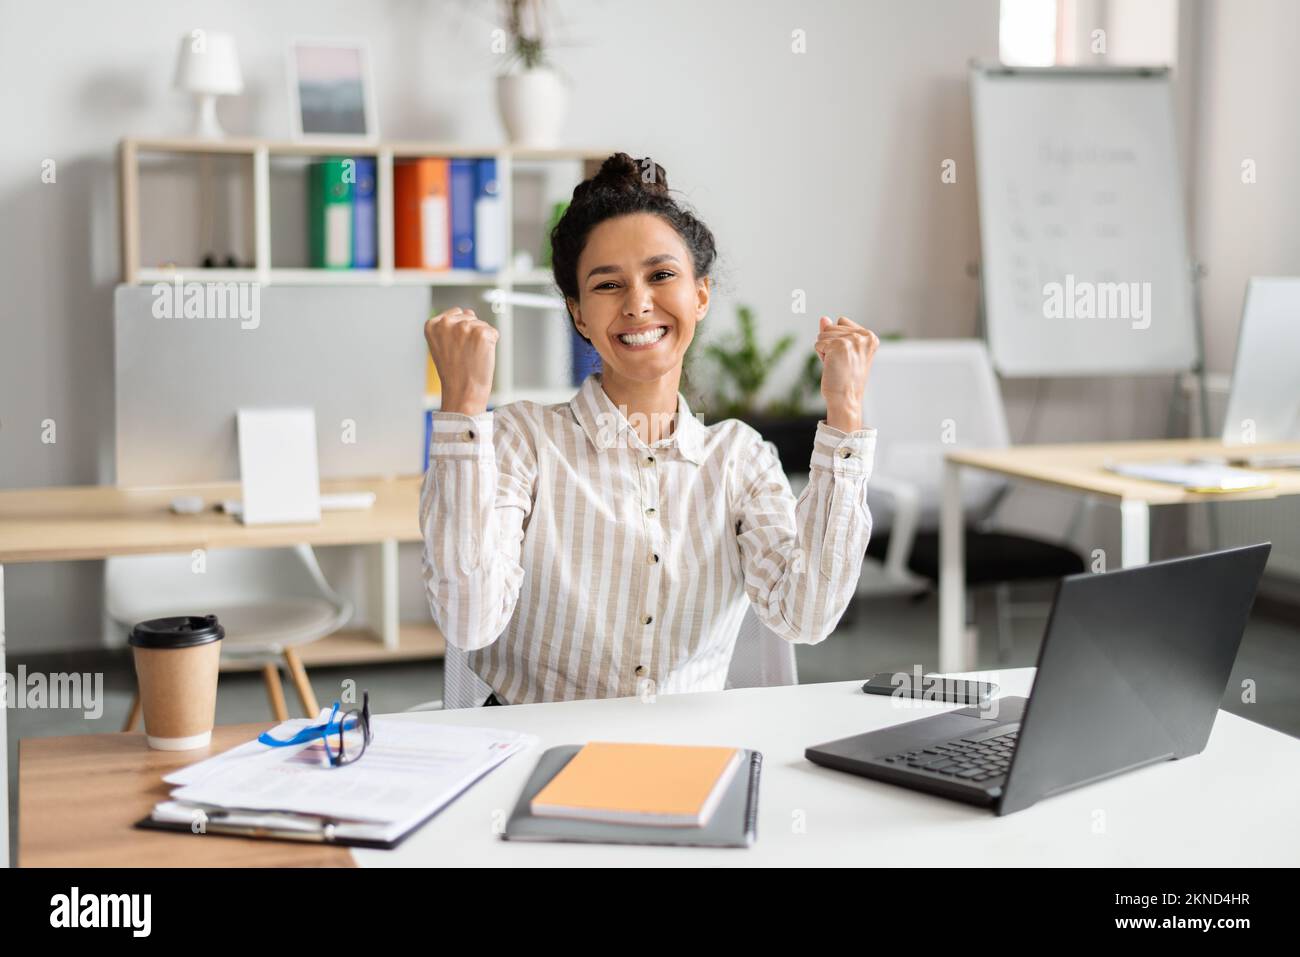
[586,152,670,198]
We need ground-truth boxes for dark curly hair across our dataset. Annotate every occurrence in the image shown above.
[550,152,718,345]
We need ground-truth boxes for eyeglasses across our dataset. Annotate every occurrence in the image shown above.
[257,691,373,767]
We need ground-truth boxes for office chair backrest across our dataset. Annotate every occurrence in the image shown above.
[862,339,1011,529]
[725,599,799,689]
[104,545,348,633]
[442,643,495,709]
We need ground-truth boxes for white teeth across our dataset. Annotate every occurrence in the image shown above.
[618,326,667,346]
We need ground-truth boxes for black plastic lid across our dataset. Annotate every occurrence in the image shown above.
[128,614,225,649]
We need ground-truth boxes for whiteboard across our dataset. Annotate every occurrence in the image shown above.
[970,66,1198,377]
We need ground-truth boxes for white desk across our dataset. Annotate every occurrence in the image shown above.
[940,440,1300,673]
[354,670,1300,867]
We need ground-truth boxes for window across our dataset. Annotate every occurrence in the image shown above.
[999,0,1058,67]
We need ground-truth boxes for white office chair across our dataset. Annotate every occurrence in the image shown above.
[723,599,799,689]
[410,599,797,711]
[859,340,1084,660]
[107,545,353,729]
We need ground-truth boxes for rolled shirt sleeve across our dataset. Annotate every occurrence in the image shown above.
[419,408,536,651]
[733,419,876,644]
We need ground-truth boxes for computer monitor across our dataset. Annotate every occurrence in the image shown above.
[114,283,428,486]
[1221,277,1300,446]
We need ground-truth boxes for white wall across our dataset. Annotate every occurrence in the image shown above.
[1059,0,1300,373]
[7,1,1289,655]
[1189,0,1300,372]
[0,0,1000,652]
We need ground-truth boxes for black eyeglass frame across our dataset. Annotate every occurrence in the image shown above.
[324,690,373,767]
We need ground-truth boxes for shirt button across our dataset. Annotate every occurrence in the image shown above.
[649,552,659,564]
[463,429,476,441]
[635,665,647,677]
[839,447,852,458]
[645,454,656,465]
[645,506,657,516]
[643,615,654,625]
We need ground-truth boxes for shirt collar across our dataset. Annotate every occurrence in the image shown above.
[570,372,707,465]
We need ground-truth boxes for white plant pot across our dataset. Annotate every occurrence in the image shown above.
[496,68,569,147]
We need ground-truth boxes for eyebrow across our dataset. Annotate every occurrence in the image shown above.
[585,254,681,282]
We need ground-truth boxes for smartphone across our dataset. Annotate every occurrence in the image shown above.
[861,672,997,705]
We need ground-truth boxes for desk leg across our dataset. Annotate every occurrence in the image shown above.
[939,461,969,674]
[1120,500,1151,568]
[368,540,400,651]
[1,564,9,867]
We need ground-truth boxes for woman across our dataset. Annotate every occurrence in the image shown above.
[421,152,878,705]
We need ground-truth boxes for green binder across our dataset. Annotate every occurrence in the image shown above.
[309,157,354,269]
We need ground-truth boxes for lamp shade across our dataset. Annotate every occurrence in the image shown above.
[173,31,243,95]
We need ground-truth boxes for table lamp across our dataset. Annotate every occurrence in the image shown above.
[173,31,243,139]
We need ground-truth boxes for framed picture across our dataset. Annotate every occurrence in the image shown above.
[286,37,378,141]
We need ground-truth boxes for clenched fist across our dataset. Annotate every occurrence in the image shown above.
[814,315,879,432]
[424,307,499,416]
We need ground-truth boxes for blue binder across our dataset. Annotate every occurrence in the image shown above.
[571,328,602,386]
[450,158,476,270]
[422,408,432,471]
[474,158,503,271]
[351,157,377,269]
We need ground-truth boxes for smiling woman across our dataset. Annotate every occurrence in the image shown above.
[549,153,717,445]
[419,151,880,706]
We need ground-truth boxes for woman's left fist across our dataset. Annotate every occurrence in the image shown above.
[815,315,878,408]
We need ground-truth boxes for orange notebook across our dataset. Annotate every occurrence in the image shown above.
[394,158,450,269]
[530,742,743,827]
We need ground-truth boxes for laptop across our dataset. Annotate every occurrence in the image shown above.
[806,543,1271,816]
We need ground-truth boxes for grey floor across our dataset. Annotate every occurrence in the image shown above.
[7,586,1299,865]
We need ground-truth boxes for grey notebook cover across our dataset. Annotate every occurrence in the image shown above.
[503,745,761,848]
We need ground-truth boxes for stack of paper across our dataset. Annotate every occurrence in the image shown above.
[143,712,537,847]
[1107,460,1275,493]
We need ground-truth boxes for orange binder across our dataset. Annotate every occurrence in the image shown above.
[394,158,450,269]
[530,741,743,827]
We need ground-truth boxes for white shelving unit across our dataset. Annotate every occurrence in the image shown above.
[120,136,608,408]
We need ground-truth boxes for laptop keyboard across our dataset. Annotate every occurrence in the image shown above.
[880,728,1020,784]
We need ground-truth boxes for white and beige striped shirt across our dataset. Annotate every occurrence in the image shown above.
[419,371,876,704]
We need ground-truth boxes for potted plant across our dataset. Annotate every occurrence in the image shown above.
[695,305,826,473]
[496,0,569,147]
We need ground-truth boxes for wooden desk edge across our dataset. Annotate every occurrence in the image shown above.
[19,723,355,868]
[943,440,1300,505]
[0,474,427,564]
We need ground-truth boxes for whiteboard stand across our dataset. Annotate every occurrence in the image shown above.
[1188,260,1222,550]
[1162,261,1212,439]
[969,63,1220,550]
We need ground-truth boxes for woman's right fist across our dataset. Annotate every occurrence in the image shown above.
[424,307,499,415]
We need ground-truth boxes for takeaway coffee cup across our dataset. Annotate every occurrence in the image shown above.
[128,614,224,750]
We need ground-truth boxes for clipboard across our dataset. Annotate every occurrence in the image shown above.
[133,754,512,850]
[135,812,416,850]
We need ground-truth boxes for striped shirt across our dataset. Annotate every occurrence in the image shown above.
[419,371,876,704]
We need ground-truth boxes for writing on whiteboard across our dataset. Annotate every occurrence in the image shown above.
[1039,140,1137,169]
[1042,274,1152,330]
